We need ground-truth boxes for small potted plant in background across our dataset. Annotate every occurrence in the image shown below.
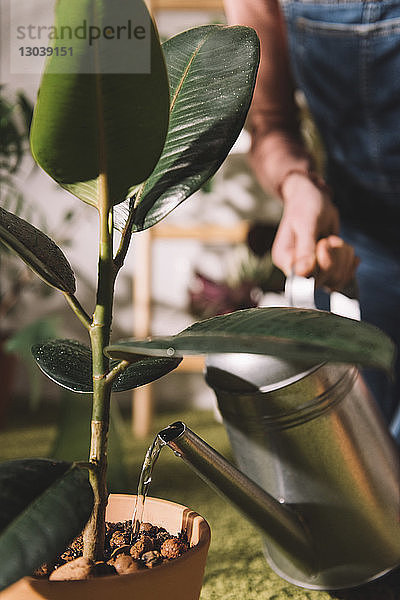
[0,0,394,598]
[188,222,284,319]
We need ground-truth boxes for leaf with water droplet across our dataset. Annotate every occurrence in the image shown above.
[0,207,76,293]
[32,339,182,393]
[105,307,395,374]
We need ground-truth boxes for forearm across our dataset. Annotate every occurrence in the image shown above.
[224,0,313,195]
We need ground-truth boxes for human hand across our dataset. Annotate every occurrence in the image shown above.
[314,235,360,290]
[272,172,359,290]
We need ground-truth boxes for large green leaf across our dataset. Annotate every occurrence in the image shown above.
[114,25,260,231]
[105,307,396,374]
[0,207,76,293]
[0,459,93,590]
[30,0,169,208]
[31,339,182,393]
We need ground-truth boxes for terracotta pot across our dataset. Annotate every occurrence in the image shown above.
[1,494,211,600]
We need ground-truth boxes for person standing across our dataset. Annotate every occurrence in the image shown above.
[224,0,400,439]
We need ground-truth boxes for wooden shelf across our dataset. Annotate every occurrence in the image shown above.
[176,355,205,372]
[153,222,249,243]
[150,0,224,9]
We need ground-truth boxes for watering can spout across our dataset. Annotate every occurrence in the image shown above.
[158,421,316,575]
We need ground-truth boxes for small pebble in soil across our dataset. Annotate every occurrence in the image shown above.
[36,520,191,580]
[130,534,154,559]
[109,530,131,548]
[139,522,158,537]
[142,550,163,568]
[49,557,94,581]
[155,529,171,548]
[160,537,188,559]
[109,554,142,575]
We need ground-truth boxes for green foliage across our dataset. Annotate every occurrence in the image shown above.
[0,207,76,293]
[0,459,93,590]
[0,0,266,581]
[30,0,170,208]
[0,87,31,179]
[32,338,182,393]
[106,307,395,375]
[0,87,38,232]
[0,0,395,587]
[114,25,260,231]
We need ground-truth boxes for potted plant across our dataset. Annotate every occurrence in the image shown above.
[0,0,260,596]
[0,0,395,597]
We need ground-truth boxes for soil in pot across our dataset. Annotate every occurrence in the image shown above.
[35,519,191,581]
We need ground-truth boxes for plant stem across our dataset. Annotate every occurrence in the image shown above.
[113,181,146,273]
[84,168,115,560]
[63,292,92,331]
[105,359,131,386]
[113,199,138,273]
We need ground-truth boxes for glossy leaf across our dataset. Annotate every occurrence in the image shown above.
[32,339,93,392]
[105,307,395,374]
[30,0,169,207]
[32,339,182,393]
[114,25,260,231]
[0,459,93,590]
[111,354,182,391]
[0,207,76,293]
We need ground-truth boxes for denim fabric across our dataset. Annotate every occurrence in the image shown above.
[280,0,400,440]
[280,0,400,247]
[280,0,400,193]
[341,224,400,432]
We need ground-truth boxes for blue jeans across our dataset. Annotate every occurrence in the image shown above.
[281,0,400,198]
[342,225,400,436]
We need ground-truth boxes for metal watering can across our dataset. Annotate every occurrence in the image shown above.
[159,278,400,591]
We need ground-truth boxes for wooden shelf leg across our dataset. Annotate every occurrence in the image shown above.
[131,229,153,438]
[132,384,154,439]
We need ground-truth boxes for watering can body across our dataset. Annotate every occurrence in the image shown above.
[204,354,400,590]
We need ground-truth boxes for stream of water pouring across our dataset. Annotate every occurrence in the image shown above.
[130,433,166,542]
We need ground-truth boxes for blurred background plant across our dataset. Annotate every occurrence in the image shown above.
[0,86,78,421]
[188,222,285,320]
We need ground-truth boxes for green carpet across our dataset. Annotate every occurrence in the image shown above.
[0,401,399,599]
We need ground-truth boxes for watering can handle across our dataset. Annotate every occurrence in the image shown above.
[284,273,360,321]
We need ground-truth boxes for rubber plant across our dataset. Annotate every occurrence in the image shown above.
[0,0,395,592]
